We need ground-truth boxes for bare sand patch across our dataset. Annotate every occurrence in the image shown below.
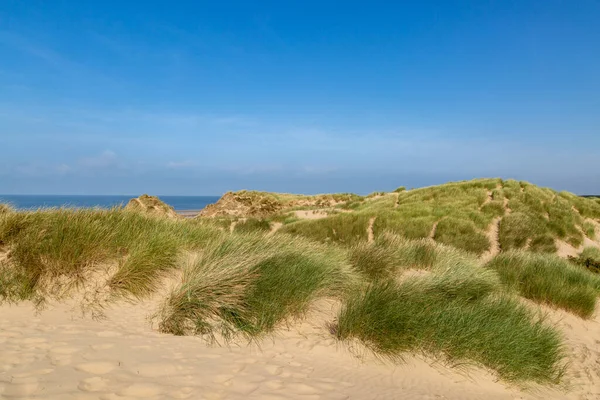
[556,239,581,258]
[294,210,329,220]
[0,298,577,400]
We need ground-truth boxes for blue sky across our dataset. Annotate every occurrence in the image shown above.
[1,0,598,195]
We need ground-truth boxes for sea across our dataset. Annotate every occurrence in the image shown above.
[0,195,221,211]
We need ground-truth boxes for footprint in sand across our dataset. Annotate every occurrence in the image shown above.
[48,355,72,366]
[90,343,115,351]
[212,374,234,384]
[78,376,110,392]
[265,364,283,376]
[130,362,180,378]
[18,337,47,344]
[10,368,54,378]
[96,331,122,338]
[265,380,285,390]
[0,331,20,338]
[117,383,165,397]
[168,386,196,399]
[50,346,82,355]
[229,380,260,395]
[75,361,117,374]
[1,377,39,398]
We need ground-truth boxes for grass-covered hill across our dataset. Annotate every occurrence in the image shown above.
[205,178,600,258]
[1,178,600,386]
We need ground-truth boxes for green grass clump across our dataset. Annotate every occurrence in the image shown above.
[267,213,299,225]
[580,247,600,263]
[0,208,219,305]
[528,234,558,253]
[498,212,542,251]
[486,251,600,318]
[197,216,235,230]
[583,221,597,239]
[234,218,271,233]
[335,278,564,383]
[157,233,354,338]
[569,247,600,274]
[480,200,505,218]
[348,235,442,280]
[348,234,486,282]
[372,211,436,240]
[433,217,490,255]
[279,213,371,245]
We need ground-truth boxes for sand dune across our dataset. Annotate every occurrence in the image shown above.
[1,298,599,399]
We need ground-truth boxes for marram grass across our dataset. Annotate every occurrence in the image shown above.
[486,251,600,318]
[334,278,565,383]
[157,232,355,339]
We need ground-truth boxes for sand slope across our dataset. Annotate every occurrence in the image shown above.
[3,298,599,400]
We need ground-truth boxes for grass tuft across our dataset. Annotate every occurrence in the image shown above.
[234,218,272,233]
[583,221,597,239]
[433,217,490,255]
[0,208,218,306]
[348,234,482,281]
[157,233,354,339]
[486,251,600,318]
[335,279,564,383]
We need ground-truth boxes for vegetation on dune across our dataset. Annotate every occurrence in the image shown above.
[498,182,595,251]
[157,233,354,339]
[206,178,600,259]
[433,217,490,255]
[199,190,363,218]
[486,251,600,318]
[583,221,597,239]
[348,234,481,281]
[233,218,272,233]
[0,208,219,306]
[569,247,600,274]
[279,212,372,245]
[335,278,564,383]
[0,203,14,215]
[579,246,600,263]
[371,211,435,240]
[341,235,566,383]
[125,194,179,219]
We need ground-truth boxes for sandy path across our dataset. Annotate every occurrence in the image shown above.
[479,190,493,210]
[0,298,565,400]
[503,197,512,215]
[394,193,400,208]
[481,194,512,263]
[367,217,375,243]
[481,216,502,263]
[428,217,446,241]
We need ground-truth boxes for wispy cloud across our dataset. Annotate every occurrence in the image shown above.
[77,150,119,169]
[166,160,198,169]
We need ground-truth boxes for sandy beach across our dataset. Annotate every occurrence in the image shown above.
[1,296,599,400]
